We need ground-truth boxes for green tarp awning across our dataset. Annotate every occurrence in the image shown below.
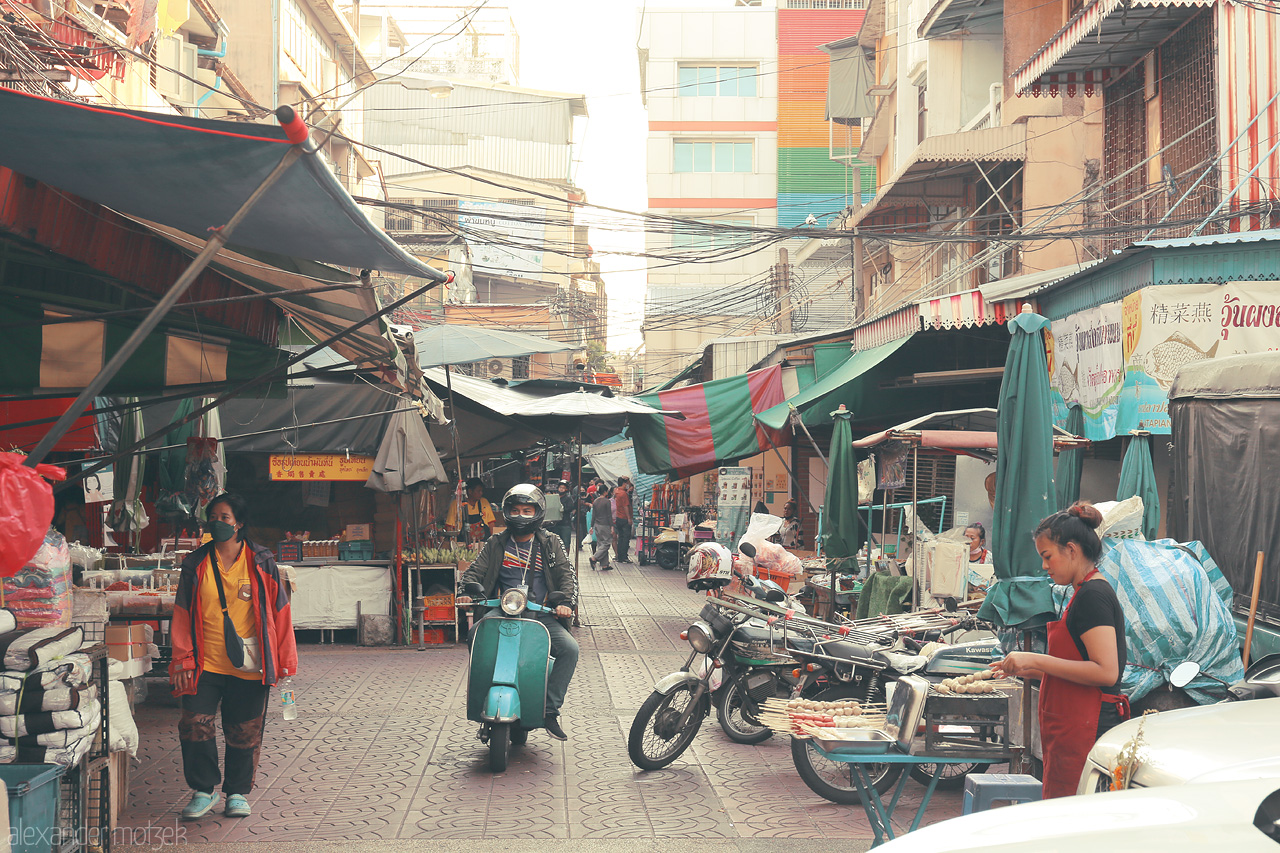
[756,337,914,430]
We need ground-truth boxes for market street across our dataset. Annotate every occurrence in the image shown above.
[118,555,968,849]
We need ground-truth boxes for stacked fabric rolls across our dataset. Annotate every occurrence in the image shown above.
[0,620,101,766]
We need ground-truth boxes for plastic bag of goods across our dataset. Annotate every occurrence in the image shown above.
[4,528,72,629]
[740,538,803,577]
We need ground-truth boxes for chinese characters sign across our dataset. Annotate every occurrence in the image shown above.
[268,454,375,482]
[1049,282,1280,438]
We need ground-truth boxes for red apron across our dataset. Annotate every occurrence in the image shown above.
[1038,569,1128,798]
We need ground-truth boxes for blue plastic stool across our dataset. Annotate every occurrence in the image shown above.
[962,773,1043,814]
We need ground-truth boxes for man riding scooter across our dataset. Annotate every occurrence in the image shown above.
[457,484,578,743]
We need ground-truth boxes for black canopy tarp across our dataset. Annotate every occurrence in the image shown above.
[1169,352,1280,620]
[0,87,444,281]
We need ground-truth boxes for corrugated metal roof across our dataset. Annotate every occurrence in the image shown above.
[1013,0,1211,95]
[920,0,1004,39]
[1135,228,1280,249]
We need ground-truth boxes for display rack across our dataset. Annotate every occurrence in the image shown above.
[410,564,462,648]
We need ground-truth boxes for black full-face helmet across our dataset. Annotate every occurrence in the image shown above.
[502,484,546,533]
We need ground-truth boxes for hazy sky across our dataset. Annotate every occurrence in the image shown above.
[378,1,744,352]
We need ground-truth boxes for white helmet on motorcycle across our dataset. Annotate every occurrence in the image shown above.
[686,542,733,591]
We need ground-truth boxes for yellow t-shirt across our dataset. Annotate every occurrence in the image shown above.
[200,547,260,679]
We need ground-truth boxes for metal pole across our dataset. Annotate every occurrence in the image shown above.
[55,264,452,495]
[24,108,308,469]
[759,427,820,518]
[573,431,583,628]
[444,365,468,543]
[911,446,919,611]
[789,406,828,469]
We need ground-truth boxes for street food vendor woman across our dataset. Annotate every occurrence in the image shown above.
[991,501,1129,798]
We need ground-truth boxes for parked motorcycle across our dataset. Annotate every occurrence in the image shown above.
[628,544,819,768]
[1171,653,1280,701]
[785,615,1000,802]
[463,581,570,773]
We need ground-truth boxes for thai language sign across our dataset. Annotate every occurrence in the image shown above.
[268,454,375,482]
[1049,282,1280,438]
[457,200,546,280]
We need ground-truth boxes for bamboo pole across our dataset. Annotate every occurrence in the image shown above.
[1243,550,1265,668]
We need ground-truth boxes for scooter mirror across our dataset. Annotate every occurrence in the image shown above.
[738,542,756,558]
[546,591,569,608]
[1170,660,1201,688]
[463,582,486,598]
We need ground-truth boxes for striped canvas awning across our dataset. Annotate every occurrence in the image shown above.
[852,305,921,350]
[918,288,1038,330]
[1013,0,1213,96]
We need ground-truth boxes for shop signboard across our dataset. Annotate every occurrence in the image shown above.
[456,200,546,280]
[268,454,376,481]
[716,466,751,548]
[1048,281,1280,438]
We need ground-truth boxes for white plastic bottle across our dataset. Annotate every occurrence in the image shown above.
[281,676,297,720]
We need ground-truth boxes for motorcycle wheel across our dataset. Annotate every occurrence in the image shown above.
[790,683,903,804]
[655,543,680,571]
[489,723,511,773]
[511,726,529,747]
[628,683,709,770]
[717,670,774,744]
[909,762,990,789]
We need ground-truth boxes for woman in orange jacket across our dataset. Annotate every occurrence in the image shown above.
[169,493,297,820]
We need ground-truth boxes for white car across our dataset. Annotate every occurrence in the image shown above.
[875,777,1280,852]
[1079,697,1280,794]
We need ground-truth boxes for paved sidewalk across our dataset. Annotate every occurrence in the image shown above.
[118,555,968,849]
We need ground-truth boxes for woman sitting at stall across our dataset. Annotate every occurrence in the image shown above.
[964,522,995,594]
[992,501,1129,799]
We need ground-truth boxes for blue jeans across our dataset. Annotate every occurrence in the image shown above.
[467,610,579,716]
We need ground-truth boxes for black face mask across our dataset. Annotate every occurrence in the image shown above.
[506,515,541,534]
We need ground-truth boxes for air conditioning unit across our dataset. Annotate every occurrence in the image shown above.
[486,359,504,375]
[156,36,198,106]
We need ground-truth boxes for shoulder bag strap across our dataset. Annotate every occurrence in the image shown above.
[208,549,246,667]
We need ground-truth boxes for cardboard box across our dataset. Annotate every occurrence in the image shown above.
[105,624,147,662]
[345,523,372,541]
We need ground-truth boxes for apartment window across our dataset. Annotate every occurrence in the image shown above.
[677,65,758,97]
[672,217,754,250]
[512,356,531,380]
[673,141,753,173]
[386,198,416,231]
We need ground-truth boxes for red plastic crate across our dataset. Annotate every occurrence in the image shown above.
[415,628,446,644]
[424,606,455,622]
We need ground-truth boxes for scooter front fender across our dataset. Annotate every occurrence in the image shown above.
[483,685,522,723]
[654,671,702,696]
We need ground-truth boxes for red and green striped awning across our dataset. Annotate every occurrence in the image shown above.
[632,365,791,478]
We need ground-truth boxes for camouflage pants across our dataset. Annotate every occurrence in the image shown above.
[179,672,271,795]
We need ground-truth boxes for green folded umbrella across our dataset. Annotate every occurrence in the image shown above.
[1117,433,1161,540]
[821,405,861,574]
[1054,404,1085,511]
[978,310,1058,629]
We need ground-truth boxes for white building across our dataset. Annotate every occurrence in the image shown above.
[638,3,782,386]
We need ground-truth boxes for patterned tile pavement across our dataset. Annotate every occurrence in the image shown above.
[119,553,980,844]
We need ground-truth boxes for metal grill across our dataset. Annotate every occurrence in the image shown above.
[1101,11,1217,251]
[1102,69,1147,254]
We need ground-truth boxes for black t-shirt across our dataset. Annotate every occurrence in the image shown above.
[1064,578,1127,693]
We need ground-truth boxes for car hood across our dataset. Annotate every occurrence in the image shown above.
[1087,697,1280,788]
[877,778,1280,853]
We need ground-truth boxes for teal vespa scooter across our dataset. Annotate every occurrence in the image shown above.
[463,581,569,772]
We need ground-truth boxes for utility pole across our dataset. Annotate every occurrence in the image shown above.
[777,247,792,335]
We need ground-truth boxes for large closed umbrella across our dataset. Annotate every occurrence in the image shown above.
[1054,404,1085,510]
[978,308,1057,629]
[822,405,860,571]
[365,409,449,493]
[822,405,860,616]
[1117,432,1160,539]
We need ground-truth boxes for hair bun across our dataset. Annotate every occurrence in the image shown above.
[1067,502,1103,529]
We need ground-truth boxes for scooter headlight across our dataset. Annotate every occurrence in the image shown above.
[500,589,528,616]
[686,620,716,653]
